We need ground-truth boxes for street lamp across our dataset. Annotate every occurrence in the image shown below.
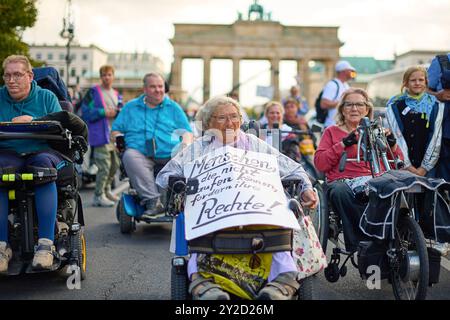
[60,0,75,86]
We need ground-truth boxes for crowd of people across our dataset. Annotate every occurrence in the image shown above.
[0,52,449,299]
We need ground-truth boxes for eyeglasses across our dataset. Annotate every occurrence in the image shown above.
[211,114,241,123]
[343,102,366,109]
[2,72,28,82]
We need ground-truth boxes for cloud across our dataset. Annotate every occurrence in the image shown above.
[23,0,450,69]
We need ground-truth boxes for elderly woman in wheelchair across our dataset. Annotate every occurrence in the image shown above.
[156,96,318,300]
[313,88,450,300]
[0,112,88,277]
[314,88,403,253]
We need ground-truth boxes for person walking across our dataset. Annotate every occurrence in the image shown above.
[81,65,121,207]
[319,60,356,127]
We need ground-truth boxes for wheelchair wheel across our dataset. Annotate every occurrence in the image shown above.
[171,262,189,300]
[115,202,120,222]
[118,199,133,234]
[70,228,87,280]
[309,181,329,253]
[390,215,429,300]
[297,275,316,300]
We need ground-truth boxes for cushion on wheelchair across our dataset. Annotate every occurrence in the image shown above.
[188,228,293,254]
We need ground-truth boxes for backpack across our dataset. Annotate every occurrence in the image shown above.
[314,79,339,124]
[437,54,450,90]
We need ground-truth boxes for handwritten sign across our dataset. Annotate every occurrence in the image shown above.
[183,146,300,240]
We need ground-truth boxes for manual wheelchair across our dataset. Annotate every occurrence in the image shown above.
[314,117,450,300]
[0,120,87,279]
[167,176,319,300]
[114,135,173,234]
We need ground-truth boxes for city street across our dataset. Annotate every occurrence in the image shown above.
[0,182,449,300]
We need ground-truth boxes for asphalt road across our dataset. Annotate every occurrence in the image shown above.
[0,184,449,300]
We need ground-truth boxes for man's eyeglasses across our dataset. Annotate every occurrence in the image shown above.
[343,102,366,109]
[211,114,241,123]
[2,72,28,82]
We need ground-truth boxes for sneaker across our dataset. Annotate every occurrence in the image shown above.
[141,198,165,219]
[257,271,300,300]
[105,189,119,202]
[32,238,55,270]
[93,194,115,207]
[0,241,12,273]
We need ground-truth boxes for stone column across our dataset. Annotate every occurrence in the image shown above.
[170,55,182,91]
[325,60,336,81]
[232,58,240,93]
[170,55,183,103]
[203,56,211,102]
[270,58,280,101]
[297,59,310,104]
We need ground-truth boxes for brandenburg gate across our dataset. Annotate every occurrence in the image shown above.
[170,1,343,104]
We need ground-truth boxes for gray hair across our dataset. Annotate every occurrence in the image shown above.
[143,72,165,86]
[195,95,242,131]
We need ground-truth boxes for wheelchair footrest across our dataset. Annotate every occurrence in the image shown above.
[25,259,62,274]
[189,228,293,254]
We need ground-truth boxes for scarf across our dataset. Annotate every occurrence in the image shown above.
[402,92,436,128]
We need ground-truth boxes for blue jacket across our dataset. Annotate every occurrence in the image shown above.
[0,81,61,153]
[80,85,119,147]
[112,95,192,158]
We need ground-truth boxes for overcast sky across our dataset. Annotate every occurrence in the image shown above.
[24,0,450,68]
[22,0,450,105]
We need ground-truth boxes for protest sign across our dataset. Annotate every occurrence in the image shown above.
[183,146,300,240]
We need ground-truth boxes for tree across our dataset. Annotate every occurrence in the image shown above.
[0,0,38,84]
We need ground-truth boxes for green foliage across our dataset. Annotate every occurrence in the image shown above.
[0,0,38,84]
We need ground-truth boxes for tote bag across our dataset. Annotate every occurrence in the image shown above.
[292,209,328,279]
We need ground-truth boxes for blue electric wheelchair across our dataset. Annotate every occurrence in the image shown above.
[0,117,88,279]
[167,176,318,300]
[114,135,173,234]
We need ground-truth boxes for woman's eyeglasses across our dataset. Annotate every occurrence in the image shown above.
[343,102,366,109]
[212,114,241,123]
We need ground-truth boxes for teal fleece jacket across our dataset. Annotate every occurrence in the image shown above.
[0,81,61,153]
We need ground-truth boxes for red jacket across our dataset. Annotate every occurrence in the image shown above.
[314,125,403,182]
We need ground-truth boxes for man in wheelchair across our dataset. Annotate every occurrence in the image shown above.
[111,72,192,219]
[314,88,403,253]
[0,55,87,273]
[156,96,318,300]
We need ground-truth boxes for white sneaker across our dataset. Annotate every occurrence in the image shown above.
[32,238,55,270]
[93,194,115,207]
[0,241,12,273]
[105,188,119,202]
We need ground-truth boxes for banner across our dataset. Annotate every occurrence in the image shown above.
[183,146,300,240]
[256,85,274,99]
